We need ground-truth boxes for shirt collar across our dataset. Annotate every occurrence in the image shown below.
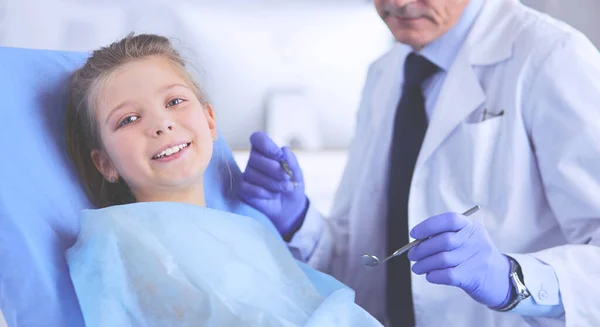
[419,0,486,71]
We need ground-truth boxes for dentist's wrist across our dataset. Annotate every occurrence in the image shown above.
[492,278,515,310]
[282,197,309,242]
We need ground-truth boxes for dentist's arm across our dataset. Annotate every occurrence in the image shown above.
[239,61,380,274]
[406,213,565,318]
[237,131,351,274]
[237,131,363,280]
[237,131,311,244]
[237,132,335,263]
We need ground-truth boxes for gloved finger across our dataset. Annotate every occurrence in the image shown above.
[282,146,304,182]
[407,231,467,261]
[244,167,294,193]
[247,149,290,181]
[238,180,277,200]
[411,246,472,275]
[410,212,469,240]
[425,267,462,287]
[249,132,285,161]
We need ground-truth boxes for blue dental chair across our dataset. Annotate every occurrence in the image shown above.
[0,46,342,327]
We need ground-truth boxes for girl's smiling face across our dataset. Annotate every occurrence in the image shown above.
[91,55,217,202]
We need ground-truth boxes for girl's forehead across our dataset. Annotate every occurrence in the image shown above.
[111,57,186,86]
[98,59,189,99]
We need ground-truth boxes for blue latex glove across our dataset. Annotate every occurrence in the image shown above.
[407,212,513,309]
[238,132,308,239]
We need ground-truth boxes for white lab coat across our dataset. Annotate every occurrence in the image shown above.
[299,0,600,326]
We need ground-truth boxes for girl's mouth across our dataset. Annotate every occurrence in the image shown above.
[151,142,191,160]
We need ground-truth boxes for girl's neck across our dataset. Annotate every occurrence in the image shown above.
[133,183,207,207]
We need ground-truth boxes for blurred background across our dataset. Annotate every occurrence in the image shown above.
[0,0,598,214]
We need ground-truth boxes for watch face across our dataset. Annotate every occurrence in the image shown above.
[512,271,530,299]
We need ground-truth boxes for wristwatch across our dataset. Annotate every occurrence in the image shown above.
[493,255,531,312]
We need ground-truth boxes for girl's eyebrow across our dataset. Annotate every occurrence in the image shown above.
[159,83,189,93]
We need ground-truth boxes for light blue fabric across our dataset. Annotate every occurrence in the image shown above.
[0,46,347,327]
[66,202,381,327]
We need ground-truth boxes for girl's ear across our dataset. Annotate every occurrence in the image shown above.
[91,149,119,182]
[204,103,218,141]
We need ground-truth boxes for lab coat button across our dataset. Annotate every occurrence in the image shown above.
[538,290,548,300]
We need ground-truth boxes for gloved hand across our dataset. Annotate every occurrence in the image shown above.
[238,132,309,239]
[407,212,513,309]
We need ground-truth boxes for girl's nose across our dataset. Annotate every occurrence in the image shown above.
[151,119,175,136]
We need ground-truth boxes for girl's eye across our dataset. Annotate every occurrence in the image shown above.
[167,98,185,107]
[118,115,139,127]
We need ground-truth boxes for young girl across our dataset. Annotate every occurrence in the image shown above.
[64,33,382,326]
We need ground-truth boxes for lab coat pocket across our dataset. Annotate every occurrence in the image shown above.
[464,107,505,124]
[456,115,506,202]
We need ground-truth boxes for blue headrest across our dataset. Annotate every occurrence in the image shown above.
[0,46,278,327]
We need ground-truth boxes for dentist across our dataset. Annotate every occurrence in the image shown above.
[239,0,600,326]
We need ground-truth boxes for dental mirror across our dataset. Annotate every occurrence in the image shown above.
[360,205,480,267]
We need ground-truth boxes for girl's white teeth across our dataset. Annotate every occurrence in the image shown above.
[154,143,188,159]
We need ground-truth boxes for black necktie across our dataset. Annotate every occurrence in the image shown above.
[387,53,439,327]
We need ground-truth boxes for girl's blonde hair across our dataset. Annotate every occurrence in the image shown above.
[65,33,206,208]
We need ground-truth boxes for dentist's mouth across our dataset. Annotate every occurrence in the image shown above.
[152,142,191,160]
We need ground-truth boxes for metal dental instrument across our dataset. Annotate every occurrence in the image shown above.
[360,205,480,268]
[280,158,298,189]
[280,160,294,179]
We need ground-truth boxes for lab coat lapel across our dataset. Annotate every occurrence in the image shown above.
[369,45,411,131]
[414,0,519,169]
[364,45,411,187]
[415,50,485,169]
